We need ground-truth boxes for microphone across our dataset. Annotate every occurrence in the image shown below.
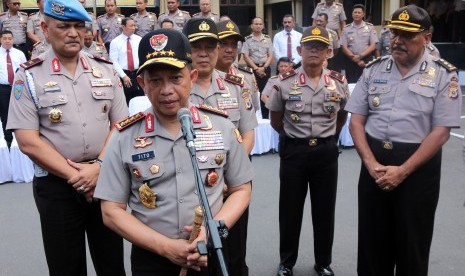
[177,108,196,152]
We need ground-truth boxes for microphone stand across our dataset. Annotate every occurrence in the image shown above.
[186,141,229,276]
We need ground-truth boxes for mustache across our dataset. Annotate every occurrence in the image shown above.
[392,45,407,52]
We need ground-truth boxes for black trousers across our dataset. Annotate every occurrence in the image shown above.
[278,136,339,268]
[123,70,144,106]
[33,174,125,276]
[343,55,374,83]
[0,84,12,145]
[357,136,441,276]
[254,66,271,119]
[224,203,249,276]
[132,245,212,276]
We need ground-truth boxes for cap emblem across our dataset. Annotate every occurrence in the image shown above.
[51,2,65,16]
[399,10,410,21]
[311,28,321,35]
[199,21,210,31]
[150,34,168,51]
[226,21,235,31]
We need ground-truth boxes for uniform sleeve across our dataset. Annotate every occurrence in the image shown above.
[431,70,462,128]
[262,78,275,98]
[92,17,99,32]
[6,70,40,131]
[340,8,347,21]
[223,123,254,187]
[109,69,129,122]
[370,27,379,44]
[241,40,250,54]
[339,29,348,47]
[344,68,370,115]
[94,131,131,203]
[267,38,274,54]
[311,6,319,19]
[237,86,258,134]
[265,82,284,112]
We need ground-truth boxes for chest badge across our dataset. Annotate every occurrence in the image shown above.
[206,169,219,187]
[48,108,63,123]
[134,137,153,149]
[372,96,380,107]
[289,80,302,95]
[214,153,225,165]
[92,66,103,78]
[139,183,157,209]
[290,113,300,123]
[149,164,160,175]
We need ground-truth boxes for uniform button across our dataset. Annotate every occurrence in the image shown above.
[83,123,87,127]
[176,168,181,173]
[179,198,183,203]
[86,145,89,149]
[73,81,77,85]
[78,102,82,106]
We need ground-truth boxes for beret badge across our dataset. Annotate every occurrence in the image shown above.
[51,2,65,16]
[399,10,410,21]
[199,21,210,31]
[226,21,235,31]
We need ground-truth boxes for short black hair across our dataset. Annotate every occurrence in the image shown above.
[353,4,365,12]
[317,13,328,21]
[1,30,13,37]
[161,18,174,27]
[121,18,134,26]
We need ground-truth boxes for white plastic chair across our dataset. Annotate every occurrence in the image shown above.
[0,118,12,183]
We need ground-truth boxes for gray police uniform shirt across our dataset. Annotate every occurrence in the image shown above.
[0,11,28,44]
[377,28,391,56]
[192,12,219,23]
[340,21,378,56]
[31,41,50,59]
[131,12,158,38]
[231,64,260,112]
[262,76,278,99]
[27,11,45,42]
[345,53,462,143]
[6,49,129,161]
[83,41,109,59]
[94,106,254,240]
[189,70,258,134]
[97,13,124,43]
[86,12,99,34]
[328,28,340,59]
[426,42,440,58]
[266,67,349,138]
[157,9,191,31]
[242,34,273,65]
[312,2,346,34]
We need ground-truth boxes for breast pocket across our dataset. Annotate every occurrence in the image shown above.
[91,89,114,120]
[408,83,435,112]
[285,100,305,113]
[39,93,69,125]
[367,84,390,109]
[130,160,167,203]
[196,150,226,195]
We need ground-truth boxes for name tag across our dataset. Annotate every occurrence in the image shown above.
[132,151,155,162]
[44,86,61,93]
[91,79,112,87]
[288,95,302,101]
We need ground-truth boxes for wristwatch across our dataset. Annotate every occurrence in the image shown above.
[91,158,103,167]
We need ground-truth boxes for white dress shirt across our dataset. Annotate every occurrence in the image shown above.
[109,33,142,78]
[0,46,26,85]
[272,29,302,64]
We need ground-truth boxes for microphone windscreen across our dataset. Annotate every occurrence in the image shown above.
[177,108,191,121]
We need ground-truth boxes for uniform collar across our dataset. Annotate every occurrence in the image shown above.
[44,50,92,77]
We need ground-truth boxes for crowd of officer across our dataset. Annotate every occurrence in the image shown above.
[1,1,463,276]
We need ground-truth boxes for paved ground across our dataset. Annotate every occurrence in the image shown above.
[1,99,464,275]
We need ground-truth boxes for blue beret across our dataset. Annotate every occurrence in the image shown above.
[44,0,92,22]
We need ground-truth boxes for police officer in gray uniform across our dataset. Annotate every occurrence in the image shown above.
[312,0,346,36]
[185,18,258,156]
[27,0,45,45]
[94,28,253,276]
[345,5,462,276]
[97,0,124,50]
[30,40,49,58]
[0,0,28,57]
[242,17,273,118]
[267,26,348,276]
[158,0,191,31]
[376,20,391,57]
[83,29,108,58]
[6,0,128,274]
[192,0,219,23]
[131,0,158,37]
[340,4,378,83]
[78,0,99,40]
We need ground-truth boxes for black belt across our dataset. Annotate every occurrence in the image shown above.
[284,135,335,147]
[254,63,265,67]
[0,84,12,87]
[366,135,420,151]
[13,43,26,47]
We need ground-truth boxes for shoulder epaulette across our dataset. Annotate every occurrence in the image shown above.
[211,12,218,15]
[336,2,343,5]
[159,12,166,16]
[97,14,105,19]
[114,112,145,131]
[20,58,44,70]
[264,34,270,38]
[130,13,137,17]
[365,56,385,68]
[279,69,296,80]
[117,14,125,18]
[91,55,113,64]
[19,11,28,16]
[366,22,373,26]
[245,35,252,39]
[182,10,190,14]
[345,23,351,27]
[198,104,229,118]
[0,12,6,16]
[329,70,346,83]
[238,64,253,74]
[96,42,105,46]
[148,12,156,15]
[32,41,41,47]
[427,44,435,51]
[316,2,324,6]
[224,73,244,86]
[434,58,457,72]
[29,12,36,16]
[87,11,94,15]
[270,75,278,79]
[193,12,200,16]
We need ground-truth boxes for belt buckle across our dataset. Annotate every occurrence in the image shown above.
[308,139,318,147]
[382,141,393,150]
